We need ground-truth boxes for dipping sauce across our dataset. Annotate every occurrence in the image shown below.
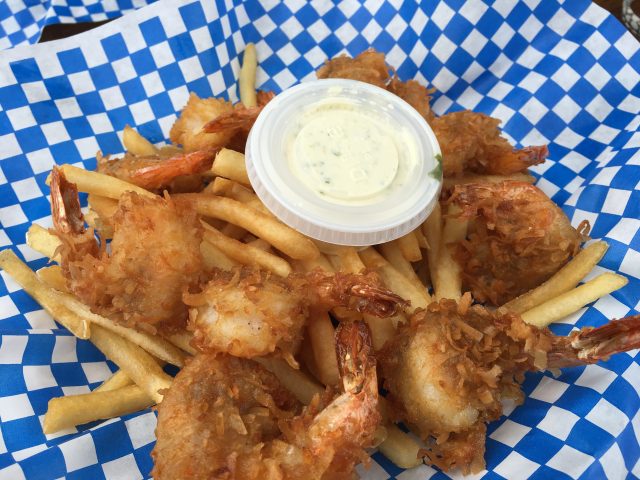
[284,96,420,205]
[246,79,442,246]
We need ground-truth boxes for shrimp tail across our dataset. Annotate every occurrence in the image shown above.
[336,320,375,395]
[309,271,409,317]
[50,167,86,236]
[129,149,217,190]
[202,105,264,134]
[548,314,640,368]
[488,145,548,175]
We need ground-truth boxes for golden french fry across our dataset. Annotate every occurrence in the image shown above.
[239,43,258,107]
[294,252,335,274]
[255,357,324,405]
[521,272,628,328]
[443,172,535,190]
[88,194,118,219]
[123,125,158,156]
[423,203,441,292]
[362,313,397,351]
[26,224,62,262]
[210,177,271,214]
[53,292,187,368]
[211,149,251,186]
[413,227,429,249]
[247,238,271,252]
[201,222,291,277]
[396,231,422,262]
[336,247,366,274]
[36,265,67,291]
[200,239,240,271]
[46,164,154,200]
[0,250,90,339]
[307,310,340,387]
[95,370,133,392]
[378,241,425,294]
[165,331,197,356]
[176,193,319,260]
[503,241,609,314]
[90,325,172,404]
[43,385,153,434]
[433,204,467,300]
[359,247,430,310]
[378,425,423,469]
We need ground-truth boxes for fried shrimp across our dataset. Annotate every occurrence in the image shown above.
[184,268,407,365]
[448,181,589,305]
[379,296,640,474]
[152,321,381,480]
[431,111,548,177]
[51,167,203,331]
[97,149,217,191]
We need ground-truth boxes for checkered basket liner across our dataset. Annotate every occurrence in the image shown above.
[0,0,639,478]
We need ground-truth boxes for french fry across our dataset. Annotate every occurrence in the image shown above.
[433,205,467,300]
[239,43,258,107]
[210,177,271,214]
[378,241,426,294]
[46,164,155,200]
[88,194,118,219]
[176,193,319,260]
[165,331,197,356]
[26,224,61,262]
[307,310,340,387]
[396,231,422,262]
[255,357,324,405]
[294,252,335,274]
[36,265,66,291]
[200,239,240,271]
[362,313,397,351]
[53,292,187,368]
[122,125,158,156]
[521,272,628,328]
[359,247,430,310]
[247,238,272,252]
[201,222,291,277]
[377,425,423,469]
[502,241,609,314]
[43,385,153,434]
[443,172,535,190]
[90,325,172,404]
[337,247,366,273]
[413,227,429,249]
[95,370,133,392]
[0,250,90,339]
[423,203,441,293]
[211,149,251,186]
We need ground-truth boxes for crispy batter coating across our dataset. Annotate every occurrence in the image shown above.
[317,49,391,88]
[185,268,407,365]
[387,77,434,121]
[448,181,589,305]
[169,93,235,152]
[153,321,381,480]
[52,168,204,331]
[380,297,640,473]
[430,111,547,177]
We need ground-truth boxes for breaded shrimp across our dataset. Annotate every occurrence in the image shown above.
[380,296,640,474]
[152,321,381,480]
[448,181,589,305]
[51,167,203,331]
[97,149,216,192]
[184,268,407,366]
[431,111,547,177]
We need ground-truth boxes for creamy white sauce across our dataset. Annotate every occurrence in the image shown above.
[285,97,419,205]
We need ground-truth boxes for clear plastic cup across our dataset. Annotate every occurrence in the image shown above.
[246,79,442,246]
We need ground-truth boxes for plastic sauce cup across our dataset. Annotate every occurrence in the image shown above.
[246,79,442,246]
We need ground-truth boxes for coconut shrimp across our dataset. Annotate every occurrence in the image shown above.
[51,167,203,331]
[152,321,381,480]
[431,111,548,177]
[98,149,216,192]
[448,181,590,305]
[379,295,640,474]
[184,268,407,366]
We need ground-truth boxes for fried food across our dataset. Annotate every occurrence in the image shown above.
[380,295,640,474]
[431,111,547,177]
[448,180,590,305]
[152,321,381,480]
[184,268,407,366]
[51,167,204,330]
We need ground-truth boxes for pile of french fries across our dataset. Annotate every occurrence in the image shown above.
[0,44,629,470]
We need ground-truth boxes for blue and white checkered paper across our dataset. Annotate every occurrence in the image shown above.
[0,1,157,50]
[0,0,639,478]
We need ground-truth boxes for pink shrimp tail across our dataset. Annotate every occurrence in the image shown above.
[130,149,216,189]
[548,314,640,368]
[50,167,86,235]
[489,145,548,175]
